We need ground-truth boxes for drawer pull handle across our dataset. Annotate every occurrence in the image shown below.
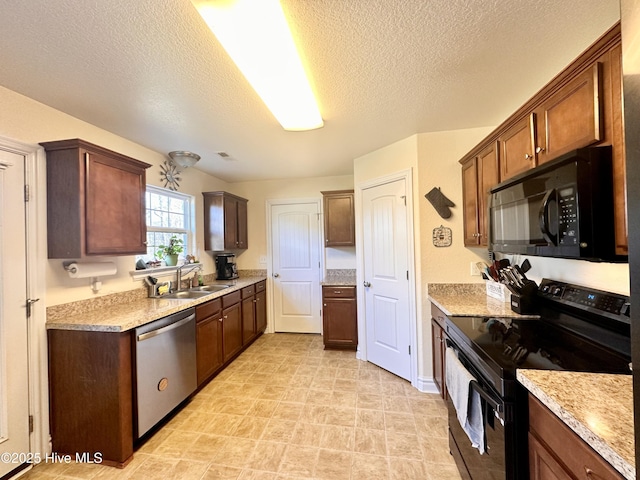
[334,291,342,294]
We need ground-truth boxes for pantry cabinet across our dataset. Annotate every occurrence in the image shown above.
[41,139,150,258]
[462,142,499,246]
[202,191,249,251]
[322,285,357,350]
[460,23,627,254]
[322,190,355,247]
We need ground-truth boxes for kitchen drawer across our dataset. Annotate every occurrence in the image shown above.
[255,280,266,293]
[222,290,241,308]
[196,298,221,321]
[431,303,447,330]
[322,286,356,299]
[241,285,255,299]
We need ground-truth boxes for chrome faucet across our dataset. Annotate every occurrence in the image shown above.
[176,263,202,291]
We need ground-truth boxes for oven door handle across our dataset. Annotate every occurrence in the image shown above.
[469,379,503,413]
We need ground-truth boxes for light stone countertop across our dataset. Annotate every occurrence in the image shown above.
[321,276,357,286]
[428,283,539,319]
[46,276,266,333]
[517,369,634,480]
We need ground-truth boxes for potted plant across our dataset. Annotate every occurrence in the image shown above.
[156,235,184,266]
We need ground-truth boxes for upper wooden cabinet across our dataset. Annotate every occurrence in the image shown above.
[322,189,355,247]
[462,142,499,246]
[202,191,249,251]
[460,23,627,254]
[41,139,150,259]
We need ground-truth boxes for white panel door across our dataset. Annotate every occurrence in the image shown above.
[0,150,30,477]
[271,202,322,333]
[362,178,411,380]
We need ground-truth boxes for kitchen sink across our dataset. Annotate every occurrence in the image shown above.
[189,284,233,292]
[162,290,212,300]
[161,284,232,299]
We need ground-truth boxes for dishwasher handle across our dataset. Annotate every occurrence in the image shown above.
[137,313,195,342]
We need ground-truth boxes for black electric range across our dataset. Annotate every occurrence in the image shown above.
[444,278,631,480]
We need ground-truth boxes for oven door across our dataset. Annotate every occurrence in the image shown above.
[446,339,510,480]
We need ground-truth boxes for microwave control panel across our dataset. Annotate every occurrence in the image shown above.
[557,186,577,245]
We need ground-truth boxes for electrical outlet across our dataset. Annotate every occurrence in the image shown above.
[259,255,267,264]
[470,262,481,276]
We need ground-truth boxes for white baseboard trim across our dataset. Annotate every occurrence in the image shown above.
[416,376,440,394]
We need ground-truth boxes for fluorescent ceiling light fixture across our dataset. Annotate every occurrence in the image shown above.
[191,0,323,131]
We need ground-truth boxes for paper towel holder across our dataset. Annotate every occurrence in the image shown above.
[63,261,117,293]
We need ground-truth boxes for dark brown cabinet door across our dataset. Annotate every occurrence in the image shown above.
[256,290,267,333]
[242,296,256,345]
[462,158,480,246]
[41,139,150,258]
[499,113,537,180]
[462,144,500,247]
[322,190,355,247]
[322,286,357,349]
[203,191,249,251]
[431,318,445,398]
[196,314,223,386]
[536,63,602,165]
[222,302,243,362]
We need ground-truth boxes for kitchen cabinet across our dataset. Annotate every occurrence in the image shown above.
[430,303,448,399]
[321,190,355,247]
[322,285,357,350]
[202,191,249,251]
[528,394,624,480]
[222,290,243,362]
[459,23,627,254]
[48,329,133,467]
[241,284,257,344]
[461,142,499,246]
[255,281,267,333]
[40,139,150,258]
[196,298,223,387]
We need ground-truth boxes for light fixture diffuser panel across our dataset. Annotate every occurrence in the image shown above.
[192,0,323,131]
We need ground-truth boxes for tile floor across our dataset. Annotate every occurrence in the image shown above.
[20,333,462,480]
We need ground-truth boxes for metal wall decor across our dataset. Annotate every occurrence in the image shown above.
[160,159,181,191]
[432,225,452,247]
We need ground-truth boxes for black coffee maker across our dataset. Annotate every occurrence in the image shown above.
[215,253,238,280]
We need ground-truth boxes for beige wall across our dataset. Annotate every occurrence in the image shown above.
[231,175,355,271]
[0,86,230,306]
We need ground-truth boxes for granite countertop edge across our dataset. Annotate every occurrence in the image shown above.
[517,369,635,480]
[428,291,539,319]
[46,276,267,333]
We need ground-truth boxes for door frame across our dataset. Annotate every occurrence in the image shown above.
[0,135,49,459]
[265,197,324,334]
[355,169,418,387]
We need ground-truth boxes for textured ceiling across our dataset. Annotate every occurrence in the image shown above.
[0,0,620,182]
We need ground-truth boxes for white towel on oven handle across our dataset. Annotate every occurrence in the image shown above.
[445,347,486,454]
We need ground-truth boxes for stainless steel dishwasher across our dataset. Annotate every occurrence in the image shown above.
[135,307,196,438]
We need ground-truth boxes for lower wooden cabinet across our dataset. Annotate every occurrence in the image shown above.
[196,298,223,386]
[322,286,357,350]
[222,291,243,363]
[528,394,624,480]
[241,285,257,345]
[430,303,448,399]
[48,329,134,467]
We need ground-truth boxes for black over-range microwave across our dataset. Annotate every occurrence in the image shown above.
[489,146,623,262]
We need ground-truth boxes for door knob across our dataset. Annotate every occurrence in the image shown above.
[363,281,371,287]
[273,273,280,277]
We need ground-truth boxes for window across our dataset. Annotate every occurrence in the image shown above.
[138,186,195,265]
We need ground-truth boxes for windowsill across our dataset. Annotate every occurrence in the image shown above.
[129,265,180,281]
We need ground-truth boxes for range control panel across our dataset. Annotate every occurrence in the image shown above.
[538,278,630,322]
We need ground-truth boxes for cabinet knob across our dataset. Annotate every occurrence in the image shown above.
[323,303,327,307]
[223,315,228,319]
[218,318,223,322]
[535,146,545,154]
[524,153,533,160]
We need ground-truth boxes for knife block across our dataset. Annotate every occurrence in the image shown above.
[510,292,536,314]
